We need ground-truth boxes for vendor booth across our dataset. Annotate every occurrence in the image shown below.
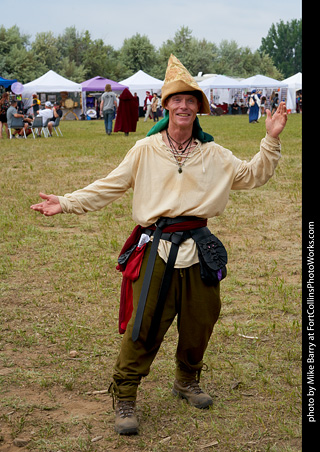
[23,70,82,119]
[199,75,243,112]
[81,76,128,118]
[119,70,163,112]
[282,72,302,113]
[238,74,288,111]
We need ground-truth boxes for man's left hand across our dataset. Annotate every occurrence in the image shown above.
[266,101,288,139]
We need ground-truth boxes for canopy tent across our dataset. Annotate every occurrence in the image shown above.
[81,76,129,115]
[119,70,163,107]
[283,72,302,113]
[238,74,288,89]
[283,72,302,90]
[81,76,128,93]
[237,74,289,111]
[199,74,242,89]
[199,75,243,106]
[0,76,17,88]
[24,70,82,92]
[24,70,82,120]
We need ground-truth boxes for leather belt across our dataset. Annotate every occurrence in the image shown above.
[131,216,206,349]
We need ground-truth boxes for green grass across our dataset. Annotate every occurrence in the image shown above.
[0,113,302,451]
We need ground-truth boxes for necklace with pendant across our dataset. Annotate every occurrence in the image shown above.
[166,131,193,151]
[166,130,193,173]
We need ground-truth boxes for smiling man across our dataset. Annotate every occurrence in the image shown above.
[30,55,287,435]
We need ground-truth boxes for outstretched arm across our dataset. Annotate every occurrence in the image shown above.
[30,192,62,216]
[265,101,288,139]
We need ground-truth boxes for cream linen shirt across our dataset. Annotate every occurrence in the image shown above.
[58,132,281,267]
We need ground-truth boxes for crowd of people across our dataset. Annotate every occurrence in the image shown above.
[0,91,62,139]
[96,85,164,136]
[209,89,290,124]
[1,82,302,139]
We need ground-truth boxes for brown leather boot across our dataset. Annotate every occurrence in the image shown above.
[115,400,139,435]
[172,379,213,409]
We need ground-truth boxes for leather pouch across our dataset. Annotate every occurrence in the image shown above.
[196,234,228,286]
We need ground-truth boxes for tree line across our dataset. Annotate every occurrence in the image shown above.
[0,20,301,85]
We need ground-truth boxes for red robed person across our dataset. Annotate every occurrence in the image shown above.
[114,88,139,135]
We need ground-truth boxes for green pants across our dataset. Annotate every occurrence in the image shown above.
[112,243,221,401]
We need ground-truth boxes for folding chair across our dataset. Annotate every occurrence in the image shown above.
[9,117,27,139]
[42,118,50,137]
[30,116,47,139]
[52,116,63,137]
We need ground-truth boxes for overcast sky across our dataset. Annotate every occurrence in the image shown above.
[1,0,302,51]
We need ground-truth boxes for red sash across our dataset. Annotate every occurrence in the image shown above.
[116,219,207,333]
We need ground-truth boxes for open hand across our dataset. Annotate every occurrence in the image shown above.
[30,192,62,216]
[265,101,288,139]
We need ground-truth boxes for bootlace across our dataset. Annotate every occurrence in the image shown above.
[185,380,204,394]
[117,400,135,418]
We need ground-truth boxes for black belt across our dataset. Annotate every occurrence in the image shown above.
[131,217,204,349]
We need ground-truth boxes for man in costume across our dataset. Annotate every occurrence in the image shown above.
[30,55,287,435]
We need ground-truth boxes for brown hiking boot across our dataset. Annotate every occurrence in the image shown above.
[172,379,213,409]
[115,400,139,435]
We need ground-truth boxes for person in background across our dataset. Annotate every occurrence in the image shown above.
[6,99,32,137]
[151,93,159,122]
[100,84,117,135]
[143,91,152,121]
[133,93,140,122]
[271,93,279,115]
[248,90,261,123]
[47,102,63,136]
[32,94,41,117]
[114,89,138,136]
[231,100,240,115]
[0,92,10,139]
[260,95,267,116]
[37,101,54,124]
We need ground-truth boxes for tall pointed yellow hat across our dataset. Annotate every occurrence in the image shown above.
[161,54,210,114]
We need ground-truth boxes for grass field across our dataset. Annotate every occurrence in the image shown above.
[0,113,302,452]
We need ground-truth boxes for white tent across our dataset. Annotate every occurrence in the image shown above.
[283,72,302,113]
[119,70,163,107]
[238,74,288,89]
[199,74,242,89]
[199,74,242,105]
[238,74,289,110]
[24,70,82,92]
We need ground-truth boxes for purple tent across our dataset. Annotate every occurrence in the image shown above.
[81,76,128,92]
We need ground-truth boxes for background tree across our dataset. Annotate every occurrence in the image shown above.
[56,26,87,67]
[213,40,283,79]
[157,27,217,78]
[259,19,302,78]
[119,33,157,77]
[0,25,36,81]
[31,32,60,70]
[58,57,87,83]
[0,21,301,85]
[81,39,121,80]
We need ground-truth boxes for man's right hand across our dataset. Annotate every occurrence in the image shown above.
[30,192,62,216]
